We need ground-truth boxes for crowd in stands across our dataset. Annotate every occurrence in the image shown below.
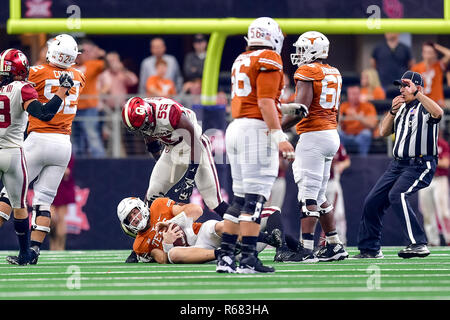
[31,33,450,158]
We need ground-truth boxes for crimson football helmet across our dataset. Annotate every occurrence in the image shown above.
[121,97,156,136]
[0,49,30,86]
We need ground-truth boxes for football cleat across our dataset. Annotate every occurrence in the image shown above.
[29,246,40,265]
[6,249,33,266]
[264,228,283,248]
[216,254,237,274]
[125,250,139,263]
[273,246,298,262]
[316,243,349,262]
[281,245,319,263]
[237,255,275,274]
[353,250,384,259]
[398,244,430,259]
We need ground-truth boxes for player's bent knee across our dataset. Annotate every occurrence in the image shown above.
[31,205,51,233]
[223,196,244,224]
[319,204,333,216]
[239,194,266,224]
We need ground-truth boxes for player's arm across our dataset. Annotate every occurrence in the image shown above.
[281,80,313,131]
[144,136,163,160]
[150,248,169,264]
[23,74,73,121]
[176,114,202,166]
[172,202,203,221]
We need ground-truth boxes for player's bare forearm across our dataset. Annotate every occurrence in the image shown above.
[281,80,313,131]
[178,115,201,164]
[258,98,281,130]
[151,248,169,264]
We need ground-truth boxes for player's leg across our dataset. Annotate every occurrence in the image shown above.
[29,138,72,262]
[216,120,243,273]
[49,205,68,250]
[195,135,229,216]
[1,149,31,265]
[0,189,12,227]
[237,123,278,273]
[146,149,186,205]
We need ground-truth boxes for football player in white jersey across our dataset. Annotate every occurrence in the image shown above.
[0,49,73,265]
[121,96,230,216]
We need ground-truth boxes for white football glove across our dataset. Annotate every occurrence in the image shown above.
[280,103,309,117]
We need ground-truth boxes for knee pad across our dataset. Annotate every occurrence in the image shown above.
[31,205,51,233]
[299,201,320,219]
[239,194,266,224]
[223,196,244,224]
[319,204,333,216]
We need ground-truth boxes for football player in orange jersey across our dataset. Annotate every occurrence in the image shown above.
[215,17,300,274]
[118,197,283,264]
[281,31,349,262]
[2,34,86,265]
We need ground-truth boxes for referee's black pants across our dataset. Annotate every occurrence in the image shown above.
[358,156,437,253]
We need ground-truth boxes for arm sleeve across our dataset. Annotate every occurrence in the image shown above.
[25,95,63,121]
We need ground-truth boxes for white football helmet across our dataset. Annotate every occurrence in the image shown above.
[117,197,150,234]
[245,17,284,54]
[290,31,329,66]
[46,34,80,69]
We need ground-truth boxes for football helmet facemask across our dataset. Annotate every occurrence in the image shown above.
[117,197,150,234]
[0,49,30,86]
[245,17,284,54]
[121,97,156,136]
[46,34,80,69]
[291,31,329,66]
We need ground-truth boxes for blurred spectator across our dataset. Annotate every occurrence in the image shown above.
[98,51,138,156]
[34,44,48,65]
[183,34,207,82]
[180,77,202,106]
[360,68,385,102]
[280,72,295,103]
[73,39,106,158]
[50,154,76,251]
[139,37,183,94]
[324,144,351,245]
[338,85,378,155]
[371,33,414,91]
[411,42,450,109]
[145,58,177,97]
[418,133,450,246]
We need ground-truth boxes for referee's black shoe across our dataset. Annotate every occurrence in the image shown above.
[398,244,430,258]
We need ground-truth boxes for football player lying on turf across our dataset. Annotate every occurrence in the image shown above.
[117,196,283,264]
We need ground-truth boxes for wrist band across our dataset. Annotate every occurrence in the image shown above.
[162,242,174,253]
[413,89,419,96]
[270,129,288,145]
[389,109,396,116]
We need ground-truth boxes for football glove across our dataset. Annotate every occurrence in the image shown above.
[59,73,74,95]
[280,103,309,118]
[165,163,198,203]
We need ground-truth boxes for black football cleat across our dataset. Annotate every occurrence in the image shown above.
[6,250,31,266]
[216,254,237,274]
[265,229,283,248]
[125,250,139,263]
[237,255,275,274]
[316,243,349,262]
[398,244,430,258]
[273,247,298,262]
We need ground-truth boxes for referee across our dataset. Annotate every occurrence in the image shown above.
[355,71,444,259]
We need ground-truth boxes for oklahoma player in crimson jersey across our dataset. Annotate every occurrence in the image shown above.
[0,48,73,265]
[2,34,85,265]
[282,31,349,262]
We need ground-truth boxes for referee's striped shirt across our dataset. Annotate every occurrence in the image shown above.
[392,100,439,158]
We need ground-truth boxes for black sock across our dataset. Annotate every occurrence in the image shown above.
[241,236,258,259]
[30,240,42,250]
[13,217,30,255]
[213,201,230,217]
[220,233,238,255]
[285,234,300,251]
